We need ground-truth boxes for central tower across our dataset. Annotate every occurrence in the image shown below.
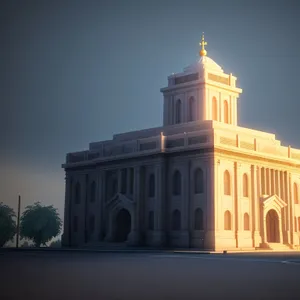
[160,34,242,126]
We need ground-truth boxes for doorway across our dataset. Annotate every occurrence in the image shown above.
[115,209,131,242]
[266,209,280,243]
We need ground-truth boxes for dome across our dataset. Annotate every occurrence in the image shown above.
[184,56,223,73]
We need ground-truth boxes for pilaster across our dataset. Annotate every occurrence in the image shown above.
[96,170,103,241]
[289,173,295,245]
[62,173,71,247]
[132,166,141,245]
[202,86,206,120]
[118,169,122,193]
[235,162,242,246]
[252,165,261,247]
[214,159,220,231]
[285,171,291,243]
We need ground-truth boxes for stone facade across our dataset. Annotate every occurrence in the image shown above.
[62,41,300,251]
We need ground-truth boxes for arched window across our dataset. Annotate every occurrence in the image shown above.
[243,174,249,197]
[224,170,231,195]
[212,97,218,121]
[244,213,250,230]
[90,181,96,202]
[75,182,81,204]
[224,100,229,124]
[298,217,300,231]
[295,217,298,232]
[173,170,181,196]
[194,168,204,194]
[148,174,155,197]
[148,211,154,230]
[89,215,95,233]
[172,210,181,231]
[224,210,231,230]
[188,97,196,122]
[175,99,181,124]
[294,183,298,204]
[194,208,204,230]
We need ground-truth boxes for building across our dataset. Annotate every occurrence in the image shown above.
[62,35,300,251]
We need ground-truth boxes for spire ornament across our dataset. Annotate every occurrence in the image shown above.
[199,33,207,57]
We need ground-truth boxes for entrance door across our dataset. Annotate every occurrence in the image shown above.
[266,209,280,243]
[115,209,131,242]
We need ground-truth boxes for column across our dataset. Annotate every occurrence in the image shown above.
[117,169,122,193]
[277,170,281,198]
[275,170,279,196]
[181,162,189,231]
[289,173,296,245]
[230,96,234,125]
[127,166,140,246]
[266,168,270,195]
[126,168,130,196]
[235,163,242,247]
[152,162,167,246]
[271,169,275,194]
[215,160,220,231]
[96,170,103,241]
[285,172,291,243]
[78,174,88,245]
[263,209,267,244]
[261,168,265,195]
[252,165,260,247]
[257,166,263,245]
[62,174,71,247]
[205,158,215,250]
[163,96,168,125]
[202,86,206,120]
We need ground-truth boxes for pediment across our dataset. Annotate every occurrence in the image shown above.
[106,193,135,212]
[261,194,287,210]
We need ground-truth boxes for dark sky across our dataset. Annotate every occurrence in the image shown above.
[1,0,299,218]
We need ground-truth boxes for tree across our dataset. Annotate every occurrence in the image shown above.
[0,202,16,247]
[20,202,62,247]
[49,239,61,248]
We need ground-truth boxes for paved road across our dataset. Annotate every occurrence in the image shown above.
[1,251,300,300]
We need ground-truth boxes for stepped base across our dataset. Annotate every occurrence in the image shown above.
[256,242,293,251]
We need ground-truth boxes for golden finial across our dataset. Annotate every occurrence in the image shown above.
[199,32,207,57]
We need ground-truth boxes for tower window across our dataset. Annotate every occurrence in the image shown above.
[243,174,249,197]
[224,170,231,195]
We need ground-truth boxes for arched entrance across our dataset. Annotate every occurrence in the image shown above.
[266,209,280,243]
[115,209,131,242]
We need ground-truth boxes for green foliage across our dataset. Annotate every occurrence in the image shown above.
[20,202,62,247]
[0,202,16,247]
[20,241,34,248]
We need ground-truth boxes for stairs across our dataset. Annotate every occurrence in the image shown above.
[265,243,293,251]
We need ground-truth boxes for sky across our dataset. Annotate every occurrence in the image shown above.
[0,0,300,222]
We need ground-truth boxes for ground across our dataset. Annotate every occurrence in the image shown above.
[1,250,300,300]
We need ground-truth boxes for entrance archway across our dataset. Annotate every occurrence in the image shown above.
[266,209,280,243]
[115,209,131,242]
